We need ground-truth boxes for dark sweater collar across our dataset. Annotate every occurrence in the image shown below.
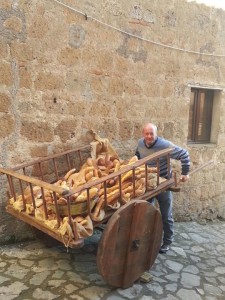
[144,137,158,149]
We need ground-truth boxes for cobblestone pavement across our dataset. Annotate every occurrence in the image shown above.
[0,221,225,300]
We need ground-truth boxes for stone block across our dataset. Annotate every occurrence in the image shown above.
[81,117,118,142]
[0,1,11,9]
[94,51,115,73]
[133,121,143,139]
[43,95,68,115]
[82,48,97,67]
[108,77,124,95]
[161,82,174,98]
[90,76,108,94]
[11,42,33,61]
[113,55,129,76]
[20,120,54,142]
[27,15,48,38]
[0,92,11,112]
[114,98,127,119]
[19,66,32,88]
[4,15,23,33]
[119,120,133,140]
[124,78,142,96]
[88,100,112,117]
[57,47,80,66]
[0,114,15,138]
[100,118,118,141]
[34,72,64,91]
[143,81,160,97]
[54,119,79,143]
[30,145,49,158]
[65,72,84,94]
[18,99,42,114]
[0,39,8,59]
[0,61,12,86]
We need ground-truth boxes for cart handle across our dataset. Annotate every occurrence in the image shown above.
[171,160,214,192]
[189,160,214,176]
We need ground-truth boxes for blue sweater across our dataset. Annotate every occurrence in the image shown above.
[135,137,190,178]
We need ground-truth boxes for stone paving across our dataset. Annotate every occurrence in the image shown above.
[0,221,225,300]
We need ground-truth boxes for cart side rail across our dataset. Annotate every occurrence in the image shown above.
[0,167,68,196]
[7,144,91,182]
[65,148,173,196]
[11,144,90,171]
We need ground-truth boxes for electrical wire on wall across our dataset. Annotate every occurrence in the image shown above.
[51,0,225,58]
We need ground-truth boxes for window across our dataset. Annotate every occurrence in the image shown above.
[188,88,213,143]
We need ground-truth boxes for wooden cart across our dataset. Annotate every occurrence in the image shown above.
[0,144,176,288]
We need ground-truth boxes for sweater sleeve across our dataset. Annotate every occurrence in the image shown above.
[170,145,190,175]
[135,148,140,159]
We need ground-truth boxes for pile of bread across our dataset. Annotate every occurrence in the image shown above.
[9,153,165,244]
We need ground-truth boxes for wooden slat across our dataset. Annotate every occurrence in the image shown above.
[10,144,91,171]
[135,178,175,200]
[0,167,69,195]
[6,205,84,248]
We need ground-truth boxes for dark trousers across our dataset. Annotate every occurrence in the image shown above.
[150,190,174,245]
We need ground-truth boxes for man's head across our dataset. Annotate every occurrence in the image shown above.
[142,123,157,146]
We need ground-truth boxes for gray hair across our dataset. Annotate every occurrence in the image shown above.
[143,123,157,134]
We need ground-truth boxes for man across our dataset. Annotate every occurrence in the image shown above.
[135,123,190,253]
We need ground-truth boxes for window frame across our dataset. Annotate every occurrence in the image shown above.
[187,85,222,145]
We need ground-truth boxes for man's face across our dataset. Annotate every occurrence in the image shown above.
[142,125,157,146]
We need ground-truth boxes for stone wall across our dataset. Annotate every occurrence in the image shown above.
[0,0,225,244]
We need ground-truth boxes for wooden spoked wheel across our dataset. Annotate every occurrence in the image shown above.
[97,200,163,288]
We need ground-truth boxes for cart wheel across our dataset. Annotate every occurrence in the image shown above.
[97,200,162,288]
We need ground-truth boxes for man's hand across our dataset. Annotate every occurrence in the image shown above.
[180,174,189,182]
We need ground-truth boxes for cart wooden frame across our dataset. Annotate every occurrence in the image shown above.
[0,144,177,288]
